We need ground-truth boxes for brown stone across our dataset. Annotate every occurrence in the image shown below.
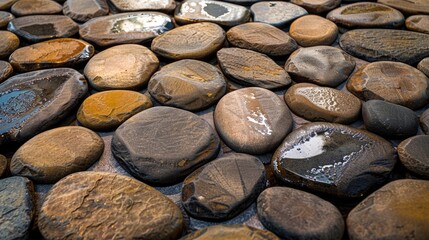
[0,30,19,59]
[110,0,176,13]
[397,136,429,178]
[0,0,19,10]
[11,0,62,16]
[0,60,12,83]
[63,0,109,22]
[250,1,308,28]
[180,225,280,240]
[418,57,429,77]
[419,108,429,134]
[406,15,429,34]
[290,15,338,47]
[0,154,6,177]
[378,0,429,15]
[290,0,341,14]
[0,11,14,28]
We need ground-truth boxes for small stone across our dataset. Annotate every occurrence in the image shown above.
[397,136,429,178]
[151,22,225,60]
[0,0,19,10]
[217,47,291,89]
[227,22,298,56]
[0,11,14,28]
[418,57,429,77]
[290,0,340,14]
[63,0,109,22]
[250,1,308,28]
[84,44,159,91]
[148,59,227,111]
[77,90,153,131]
[0,154,6,177]
[378,0,429,15]
[11,0,62,16]
[38,172,184,240]
[180,225,280,240]
[289,15,338,47]
[406,15,429,34]
[110,0,176,13]
[0,30,19,59]
[10,38,94,72]
[0,60,13,83]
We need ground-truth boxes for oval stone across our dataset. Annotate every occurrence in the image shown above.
[0,11,14,28]
[110,0,176,12]
[290,15,338,47]
[0,154,6,177]
[0,0,19,10]
[0,30,19,59]
[398,136,429,178]
[378,0,429,15]
[406,15,429,34]
[11,0,62,16]
[63,0,109,22]
[420,108,429,134]
[0,60,13,83]
[418,57,429,77]
[180,225,280,240]
[272,122,396,198]
[38,172,184,240]
[290,0,340,14]
[251,1,308,28]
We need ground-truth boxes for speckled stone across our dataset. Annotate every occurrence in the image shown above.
[0,0,19,10]
[418,57,429,77]
[0,60,12,83]
[378,0,429,15]
[289,15,338,47]
[0,30,19,59]
[11,0,62,16]
[180,225,280,240]
[250,1,308,28]
[406,15,429,34]
[0,11,14,28]
[110,0,176,12]
[63,0,109,22]
[290,0,340,14]
[420,108,429,134]
[397,136,429,178]
[0,154,6,177]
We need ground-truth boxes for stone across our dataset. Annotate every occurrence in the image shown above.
[420,108,429,134]
[378,0,429,15]
[347,179,429,239]
[7,15,79,42]
[63,0,109,22]
[174,0,250,27]
[0,30,19,59]
[11,0,62,16]
[0,11,14,28]
[182,153,266,220]
[10,38,94,72]
[285,46,355,87]
[0,154,6,177]
[110,0,176,13]
[340,29,429,65]
[285,83,361,124]
[112,106,220,185]
[214,87,293,155]
[257,187,344,240]
[0,0,18,10]
[327,2,404,29]
[418,57,429,77]
[347,61,429,110]
[289,15,338,47]
[250,1,308,28]
[217,48,291,89]
[151,22,225,60]
[290,0,340,14]
[0,60,13,83]
[148,59,227,111]
[227,22,298,56]
[362,100,418,139]
[0,68,88,146]
[84,44,159,91]
[272,122,396,198]
[38,172,183,240]
[77,90,153,131]
[406,15,429,34]
[180,225,280,240]
[397,136,429,178]
[79,12,173,47]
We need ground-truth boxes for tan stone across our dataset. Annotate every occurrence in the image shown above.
[0,31,19,59]
[290,15,338,47]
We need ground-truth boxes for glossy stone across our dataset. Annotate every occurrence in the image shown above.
[0,30,19,59]
[63,0,109,22]
[290,15,338,47]
[180,225,280,240]
[378,0,429,15]
[418,57,429,77]
[420,108,429,134]
[406,15,429,34]
[397,136,429,178]
[0,60,13,83]
[11,0,62,16]
[290,0,340,14]
[110,0,176,12]
[250,1,308,28]
[0,11,14,28]
[0,154,6,177]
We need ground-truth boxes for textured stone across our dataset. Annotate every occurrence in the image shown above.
[110,0,176,12]
[290,0,340,14]
[180,225,280,240]
[378,0,429,15]
[11,0,62,16]
[398,136,429,178]
[418,57,429,77]
[0,11,14,28]
[0,30,19,59]
[250,1,308,28]
[0,60,12,83]
[0,0,19,10]
[289,15,338,47]
[63,0,109,22]
[0,154,6,177]
[420,108,429,134]
[406,15,429,34]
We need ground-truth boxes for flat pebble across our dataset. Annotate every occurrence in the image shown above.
[0,60,13,83]
[250,1,308,28]
[0,154,6,177]
[290,0,340,14]
[406,15,429,34]
[62,0,109,22]
[0,11,14,28]
[110,0,176,12]
[11,0,62,16]
[378,0,429,15]
[289,15,338,47]
[398,136,429,178]
[180,224,280,240]
[0,30,19,58]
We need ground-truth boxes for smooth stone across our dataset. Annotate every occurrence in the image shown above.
[0,30,19,59]
[7,15,79,42]
[180,225,280,240]
[84,44,159,91]
[0,11,14,28]
[151,22,225,60]
[327,2,404,29]
[347,61,429,110]
[214,87,293,155]
[285,46,355,87]
[378,0,429,15]
[0,60,13,83]
[272,122,396,198]
[38,172,183,240]
[227,22,298,56]
[0,0,18,10]
[182,153,266,220]
[250,1,308,28]
[110,0,175,12]
[340,29,429,65]
[79,12,173,47]
[0,154,6,177]
[418,57,429,77]
[77,90,153,131]
[0,177,34,240]
[174,0,250,27]
[290,0,340,14]
[63,0,109,22]
[112,106,220,185]
[289,15,338,47]
[362,100,418,139]
[397,136,429,177]
[406,15,429,34]
[285,83,361,124]
[420,108,429,134]
[257,187,344,240]
[347,179,429,239]
[148,59,227,111]
[11,0,62,16]
[10,38,94,72]
[0,68,88,145]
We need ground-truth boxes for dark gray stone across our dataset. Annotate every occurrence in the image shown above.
[420,108,429,134]
[398,135,429,178]
[63,0,109,22]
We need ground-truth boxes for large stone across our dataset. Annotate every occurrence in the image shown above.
[110,0,176,12]
[63,0,109,22]
[0,60,13,83]
[289,15,338,47]
[0,30,19,59]
[0,11,14,28]
[250,1,308,28]
[406,15,429,34]
[11,0,62,16]
[290,0,340,14]
[378,0,429,15]
[397,136,429,178]
[180,225,280,240]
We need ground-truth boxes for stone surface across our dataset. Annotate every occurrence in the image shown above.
[182,153,266,220]
[406,15,429,34]
[272,122,396,198]
[340,29,429,65]
[0,11,14,28]
[151,22,225,60]
[285,83,361,124]
[420,108,429,134]
[250,1,308,28]
[347,179,429,239]
[11,0,62,16]
[10,38,94,72]
[38,172,183,240]
[0,0,18,10]
[378,0,429,15]
[289,15,338,47]
[79,12,174,47]
[285,46,355,87]
[180,224,280,240]
[214,87,293,155]
[0,68,88,146]
[290,0,341,14]
[0,60,12,83]
[397,136,429,178]
[112,106,220,185]
[0,30,19,59]
[148,59,227,111]
[217,47,291,89]
[347,61,429,110]
[0,176,34,240]
[418,57,429,77]
[63,0,109,22]
[110,0,176,12]
[84,44,159,91]
[0,154,6,177]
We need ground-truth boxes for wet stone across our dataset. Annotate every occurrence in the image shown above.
[63,0,109,22]
[0,154,6,177]
[110,0,176,13]
[214,87,293,155]
[182,153,266,220]
[420,108,429,134]
[84,44,159,91]
[0,68,88,146]
[285,83,361,124]
[347,179,429,239]
[0,60,13,83]
[397,136,429,178]
[11,0,62,16]
[151,22,225,60]
[418,57,429,77]
[38,172,184,240]
[227,22,298,56]
[112,106,220,185]
[289,15,338,47]
[378,0,429,15]
[250,1,308,28]
[148,59,227,111]
[0,11,14,28]
[217,47,291,89]
[272,122,396,198]
[290,0,340,14]
[10,38,94,72]
[0,0,19,10]
[406,15,429,34]
[79,12,173,47]
[7,15,79,42]
[0,30,19,59]
[180,224,280,240]
[174,0,250,27]
[347,61,429,110]
[285,46,355,87]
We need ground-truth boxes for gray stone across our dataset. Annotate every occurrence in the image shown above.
[250,1,308,28]
[63,0,109,22]
[110,0,176,13]
[420,108,429,134]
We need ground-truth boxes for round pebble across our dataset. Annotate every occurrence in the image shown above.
[0,154,6,177]
[0,60,13,83]
[0,30,19,59]
[289,15,338,47]
[0,11,14,28]
[63,0,109,22]
[290,0,340,14]
[11,0,62,16]
[180,224,280,240]
[110,0,176,12]
[397,136,429,178]
[418,57,429,77]
[378,0,429,15]
[250,1,308,28]
[406,15,429,34]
